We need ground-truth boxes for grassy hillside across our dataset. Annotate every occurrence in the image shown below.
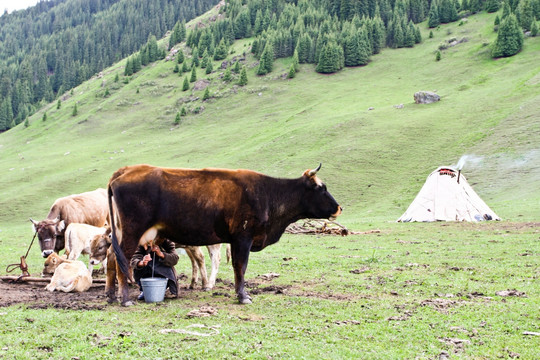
[0,12,539,234]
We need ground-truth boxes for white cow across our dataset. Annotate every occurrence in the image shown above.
[65,223,107,271]
[45,260,93,292]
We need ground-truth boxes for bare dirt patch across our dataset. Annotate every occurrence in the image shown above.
[0,278,113,310]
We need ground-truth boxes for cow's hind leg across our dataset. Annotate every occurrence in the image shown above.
[231,238,252,304]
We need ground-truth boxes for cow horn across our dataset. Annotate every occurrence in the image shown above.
[30,218,38,225]
[308,163,322,177]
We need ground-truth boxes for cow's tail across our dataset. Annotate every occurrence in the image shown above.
[108,184,130,277]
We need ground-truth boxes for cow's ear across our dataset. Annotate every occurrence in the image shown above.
[56,220,66,233]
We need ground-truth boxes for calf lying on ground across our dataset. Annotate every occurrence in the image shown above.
[42,252,68,276]
[45,259,93,292]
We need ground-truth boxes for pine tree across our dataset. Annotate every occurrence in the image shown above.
[174,112,181,125]
[173,64,179,73]
[206,61,213,74]
[288,64,296,78]
[238,67,248,86]
[257,43,274,75]
[24,118,29,128]
[190,67,197,83]
[213,39,228,60]
[485,0,500,12]
[415,26,422,44]
[181,61,189,73]
[124,58,133,76]
[203,87,210,100]
[292,49,300,72]
[492,14,524,58]
[516,0,535,31]
[316,42,344,74]
[531,21,539,37]
[436,50,442,61]
[177,50,184,64]
[221,59,233,75]
[494,15,501,27]
[72,103,78,116]
[181,107,187,116]
[192,48,200,67]
[428,3,440,28]
[132,55,142,73]
[57,100,61,109]
[233,61,241,73]
[182,76,189,91]
[201,49,209,69]
[42,112,47,121]
[502,2,511,19]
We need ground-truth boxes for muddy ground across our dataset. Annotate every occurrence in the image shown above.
[0,273,354,310]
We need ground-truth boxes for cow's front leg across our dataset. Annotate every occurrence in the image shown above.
[231,238,252,304]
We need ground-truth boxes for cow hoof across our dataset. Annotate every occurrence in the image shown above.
[122,301,135,307]
[239,297,252,304]
[107,298,117,304]
[203,287,211,291]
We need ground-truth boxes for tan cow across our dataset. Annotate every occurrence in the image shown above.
[45,260,92,293]
[30,188,109,258]
[42,252,68,276]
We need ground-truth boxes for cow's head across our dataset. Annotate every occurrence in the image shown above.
[42,252,67,276]
[300,164,342,220]
[89,227,112,266]
[30,216,66,258]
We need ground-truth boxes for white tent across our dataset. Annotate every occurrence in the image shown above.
[397,167,500,222]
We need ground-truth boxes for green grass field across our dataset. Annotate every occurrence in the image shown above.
[0,10,539,359]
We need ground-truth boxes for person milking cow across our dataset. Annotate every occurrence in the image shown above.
[129,238,179,301]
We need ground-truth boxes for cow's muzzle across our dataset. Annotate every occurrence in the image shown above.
[329,206,342,221]
[42,249,54,258]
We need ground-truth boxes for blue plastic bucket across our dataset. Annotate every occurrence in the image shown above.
[140,277,168,303]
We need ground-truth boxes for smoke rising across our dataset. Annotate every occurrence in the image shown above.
[455,154,484,170]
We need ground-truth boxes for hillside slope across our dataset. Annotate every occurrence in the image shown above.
[0,12,539,229]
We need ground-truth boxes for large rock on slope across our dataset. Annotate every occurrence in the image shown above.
[414,91,440,104]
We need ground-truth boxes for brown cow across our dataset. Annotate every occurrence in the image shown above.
[30,188,109,258]
[107,164,341,306]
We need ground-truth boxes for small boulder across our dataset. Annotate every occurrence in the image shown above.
[414,91,440,104]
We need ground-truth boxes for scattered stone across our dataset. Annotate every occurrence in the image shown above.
[439,350,450,360]
[186,306,217,318]
[394,104,404,109]
[259,273,280,281]
[193,79,210,91]
[523,331,540,336]
[495,289,526,297]
[350,267,370,274]
[414,91,440,104]
[368,107,375,110]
